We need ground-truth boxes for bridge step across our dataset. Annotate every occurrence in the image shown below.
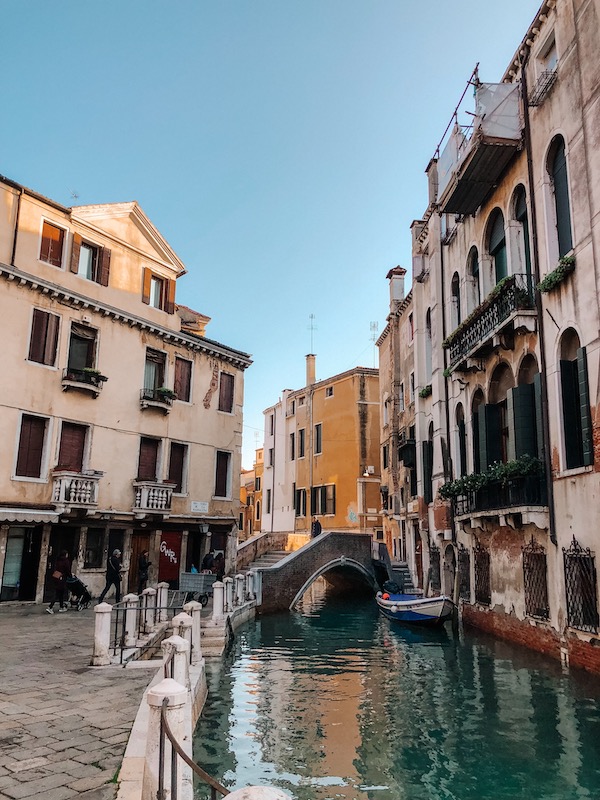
[246,550,289,569]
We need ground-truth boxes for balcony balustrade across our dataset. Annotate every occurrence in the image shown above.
[53,470,102,509]
[445,274,535,369]
[452,474,547,518]
[133,481,174,514]
[140,387,174,412]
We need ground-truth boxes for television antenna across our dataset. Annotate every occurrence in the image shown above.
[370,322,379,367]
[308,313,317,353]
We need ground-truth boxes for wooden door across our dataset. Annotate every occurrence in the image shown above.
[129,531,151,594]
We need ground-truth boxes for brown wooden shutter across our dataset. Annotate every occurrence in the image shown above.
[142,268,152,305]
[218,372,234,413]
[70,233,82,273]
[165,279,176,314]
[168,443,186,493]
[99,247,111,286]
[57,423,87,472]
[40,222,64,267]
[16,415,46,478]
[174,358,191,402]
[28,309,48,363]
[215,451,229,497]
[138,437,159,481]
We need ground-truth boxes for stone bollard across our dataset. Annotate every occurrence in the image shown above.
[246,570,256,601]
[161,635,190,688]
[156,582,169,622]
[235,574,245,606]
[142,587,157,634]
[92,602,113,666]
[145,678,187,800]
[223,576,234,612]
[183,600,203,665]
[123,593,140,648]
[171,611,193,659]
[212,581,225,622]
[226,788,292,799]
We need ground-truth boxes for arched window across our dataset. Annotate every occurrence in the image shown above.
[511,354,542,460]
[256,500,261,520]
[488,363,515,464]
[559,329,593,469]
[425,309,432,380]
[450,273,461,330]
[456,403,467,477]
[513,185,532,286]
[488,209,507,284]
[471,390,485,474]
[468,247,480,310]
[548,136,573,258]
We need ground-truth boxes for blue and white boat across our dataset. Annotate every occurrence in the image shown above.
[376,591,455,626]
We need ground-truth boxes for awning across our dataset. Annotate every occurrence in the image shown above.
[0,508,59,524]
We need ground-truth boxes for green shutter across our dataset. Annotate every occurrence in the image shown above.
[577,347,594,466]
[511,384,536,459]
[458,419,467,476]
[534,373,544,460]
[507,389,516,462]
[422,441,433,504]
[477,409,487,471]
[486,405,503,465]
[472,410,481,473]
[561,360,582,469]
[552,143,573,257]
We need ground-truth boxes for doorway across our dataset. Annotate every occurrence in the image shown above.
[44,526,80,601]
[128,531,151,595]
[1,526,42,602]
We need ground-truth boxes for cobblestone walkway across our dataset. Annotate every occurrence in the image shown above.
[0,603,152,800]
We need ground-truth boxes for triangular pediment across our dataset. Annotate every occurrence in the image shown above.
[71,202,186,275]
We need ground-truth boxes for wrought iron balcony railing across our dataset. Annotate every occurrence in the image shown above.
[140,387,175,410]
[445,273,535,368]
[53,470,102,508]
[133,481,174,513]
[452,474,547,517]
[62,367,107,395]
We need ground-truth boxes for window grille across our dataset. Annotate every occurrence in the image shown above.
[429,543,441,592]
[522,537,549,619]
[458,544,471,602]
[563,537,599,633]
[474,541,491,605]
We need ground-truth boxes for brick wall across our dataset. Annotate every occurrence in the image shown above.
[259,532,374,613]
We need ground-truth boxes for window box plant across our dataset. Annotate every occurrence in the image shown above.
[419,384,432,399]
[156,387,177,400]
[537,255,575,293]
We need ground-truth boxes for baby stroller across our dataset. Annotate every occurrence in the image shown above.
[66,576,92,611]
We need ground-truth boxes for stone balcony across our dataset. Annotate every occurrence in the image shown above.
[445,274,536,370]
[140,387,174,412]
[52,470,102,511]
[61,368,107,397]
[133,481,174,516]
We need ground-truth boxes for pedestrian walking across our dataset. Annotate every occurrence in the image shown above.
[47,550,71,614]
[137,550,151,595]
[98,549,123,604]
[311,516,322,538]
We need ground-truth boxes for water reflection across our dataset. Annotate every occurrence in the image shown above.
[193,578,600,799]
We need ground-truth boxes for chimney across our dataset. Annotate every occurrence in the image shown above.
[386,266,406,310]
[306,354,316,386]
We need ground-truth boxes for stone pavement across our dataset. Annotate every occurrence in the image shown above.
[0,603,152,800]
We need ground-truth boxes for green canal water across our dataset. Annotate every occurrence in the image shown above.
[193,582,600,799]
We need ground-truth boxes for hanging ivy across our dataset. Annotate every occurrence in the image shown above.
[438,454,544,500]
[537,255,575,293]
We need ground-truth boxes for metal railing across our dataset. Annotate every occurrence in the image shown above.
[447,273,535,367]
[159,697,229,799]
[109,595,184,665]
[453,474,547,517]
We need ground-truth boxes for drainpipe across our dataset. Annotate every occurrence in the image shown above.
[306,355,315,520]
[10,188,23,266]
[521,51,557,546]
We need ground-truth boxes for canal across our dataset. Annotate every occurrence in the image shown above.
[193,581,600,799]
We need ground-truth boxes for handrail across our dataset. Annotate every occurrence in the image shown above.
[160,697,229,798]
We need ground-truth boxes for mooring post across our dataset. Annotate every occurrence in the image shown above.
[183,600,203,665]
[91,602,113,666]
[145,678,187,800]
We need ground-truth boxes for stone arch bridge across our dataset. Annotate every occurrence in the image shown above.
[241,532,381,614]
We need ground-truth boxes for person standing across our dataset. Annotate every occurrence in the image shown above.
[311,516,322,538]
[98,549,123,604]
[47,550,71,614]
[137,550,151,595]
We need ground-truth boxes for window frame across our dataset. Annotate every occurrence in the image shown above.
[312,483,336,516]
[314,423,323,455]
[39,219,67,269]
[217,371,235,414]
[67,323,98,372]
[144,348,167,392]
[214,449,232,499]
[137,436,161,482]
[56,420,90,473]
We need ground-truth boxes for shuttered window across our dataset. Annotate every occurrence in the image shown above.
[138,437,159,481]
[507,384,537,460]
[477,405,503,471]
[28,309,59,366]
[551,138,573,257]
[215,451,231,497]
[57,422,87,472]
[174,358,191,402]
[422,440,434,504]
[16,415,47,478]
[168,442,187,493]
[314,423,322,454]
[561,347,593,469]
[142,268,176,314]
[40,221,65,267]
[489,210,507,283]
[218,372,234,413]
[144,349,165,390]
[298,429,305,458]
[311,484,336,515]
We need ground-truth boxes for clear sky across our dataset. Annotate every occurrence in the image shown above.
[1,0,540,468]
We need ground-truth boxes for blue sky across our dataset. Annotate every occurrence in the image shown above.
[1,1,540,467]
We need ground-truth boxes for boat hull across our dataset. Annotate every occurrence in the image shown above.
[376,593,456,626]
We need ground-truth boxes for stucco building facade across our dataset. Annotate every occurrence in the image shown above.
[382,0,600,671]
[0,175,251,602]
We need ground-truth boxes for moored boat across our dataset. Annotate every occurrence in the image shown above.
[376,591,455,626]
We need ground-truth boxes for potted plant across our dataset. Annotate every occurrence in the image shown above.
[156,387,177,401]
